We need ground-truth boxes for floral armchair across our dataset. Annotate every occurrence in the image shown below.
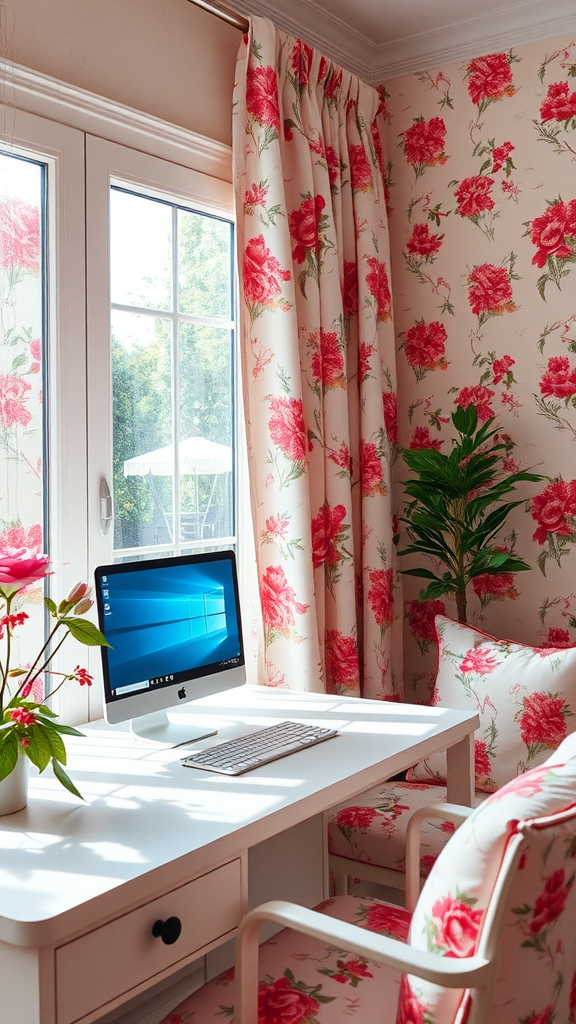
[160,735,576,1024]
[328,615,576,894]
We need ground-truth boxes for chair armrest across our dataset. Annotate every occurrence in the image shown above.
[235,900,491,1024]
[405,800,476,910]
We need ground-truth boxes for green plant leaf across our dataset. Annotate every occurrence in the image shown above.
[421,580,459,600]
[24,724,53,772]
[36,718,84,737]
[51,758,84,800]
[44,728,67,764]
[44,596,57,615]
[60,617,111,647]
[400,567,445,581]
[0,730,19,781]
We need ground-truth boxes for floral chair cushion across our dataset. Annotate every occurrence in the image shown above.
[403,754,576,1024]
[407,614,576,792]
[160,894,412,1024]
[328,781,477,877]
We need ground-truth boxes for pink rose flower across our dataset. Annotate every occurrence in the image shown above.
[431,894,483,956]
[540,81,576,123]
[0,549,50,597]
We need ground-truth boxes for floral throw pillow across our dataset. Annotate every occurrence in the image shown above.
[407,615,576,792]
[398,756,576,1024]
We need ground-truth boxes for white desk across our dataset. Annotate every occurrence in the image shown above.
[0,686,478,1024]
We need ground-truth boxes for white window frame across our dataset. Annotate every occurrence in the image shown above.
[0,105,90,723]
[1,63,257,722]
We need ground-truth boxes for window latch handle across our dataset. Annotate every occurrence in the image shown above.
[99,479,113,536]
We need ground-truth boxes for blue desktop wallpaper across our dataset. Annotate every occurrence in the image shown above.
[100,559,241,694]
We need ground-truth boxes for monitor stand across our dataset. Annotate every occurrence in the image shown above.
[129,709,217,747]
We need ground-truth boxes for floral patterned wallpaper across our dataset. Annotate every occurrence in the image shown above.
[382,34,576,702]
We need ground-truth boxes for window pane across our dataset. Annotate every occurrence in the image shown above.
[0,152,46,683]
[112,310,173,550]
[179,323,233,544]
[178,210,231,318]
[110,189,172,311]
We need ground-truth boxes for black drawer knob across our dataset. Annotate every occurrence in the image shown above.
[152,916,182,945]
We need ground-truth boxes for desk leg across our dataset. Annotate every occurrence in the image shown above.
[446,732,475,807]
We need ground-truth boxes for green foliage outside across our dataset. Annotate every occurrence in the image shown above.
[112,207,234,548]
[399,404,543,624]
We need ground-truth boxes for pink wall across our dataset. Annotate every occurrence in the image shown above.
[383,34,576,701]
[0,0,239,145]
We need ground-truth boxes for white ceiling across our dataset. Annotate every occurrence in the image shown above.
[235,0,576,81]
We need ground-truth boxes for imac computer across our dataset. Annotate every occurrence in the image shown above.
[94,550,246,746]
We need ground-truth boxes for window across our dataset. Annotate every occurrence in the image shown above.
[109,186,235,560]
[0,85,244,723]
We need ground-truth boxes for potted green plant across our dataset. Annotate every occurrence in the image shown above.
[399,404,542,624]
[0,549,109,813]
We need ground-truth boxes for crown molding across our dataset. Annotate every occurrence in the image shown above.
[236,0,576,83]
[0,61,232,181]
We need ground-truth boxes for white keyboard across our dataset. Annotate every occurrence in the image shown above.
[181,720,338,775]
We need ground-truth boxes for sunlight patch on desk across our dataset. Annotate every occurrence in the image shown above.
[118,785,282,823]
[337,721,433,736]
[0,869,124,916]
[81,841,147,864]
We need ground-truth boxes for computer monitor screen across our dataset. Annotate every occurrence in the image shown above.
[95,550,245,745]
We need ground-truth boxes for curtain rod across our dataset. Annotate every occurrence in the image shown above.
[186,0,249,33]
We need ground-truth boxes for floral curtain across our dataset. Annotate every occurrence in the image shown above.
[233,17,402,697]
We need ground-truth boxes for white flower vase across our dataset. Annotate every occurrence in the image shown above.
[0,752,29,815]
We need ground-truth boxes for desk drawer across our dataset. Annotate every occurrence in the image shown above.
[55,859,242,1024]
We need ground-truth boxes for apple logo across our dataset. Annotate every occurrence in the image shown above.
[178,686,186,700]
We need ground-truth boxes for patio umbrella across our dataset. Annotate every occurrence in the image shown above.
[123,436,232,477]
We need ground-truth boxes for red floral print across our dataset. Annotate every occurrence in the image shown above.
[358,341,374,382]
[489,763,552,802]
[543,627,576,649]
[460,646,498,674]
[531,479,576,544]
[382,391,398,446]
[467,263,515,316]
[244,183,268,210]
[328,440,352,474]
[491,141,514,172]
[474,739,492,780]
[409,426,443,450]
[0,374,32,428]
[407,598,446,642]
[530,868,572,933]
[492,355,515,384]
[342,261,358,315]
[348,144,373,192]
[0,524,42,552]
[0,198,40,272]
[406,222,443,256]
[311,502,347,568]
[368,567,394,627]
[264,514,289,539]
[334,805,379,829]
[258,976,319,1024]
[288,194,326,264]
[404,320,447,370]
[397,975,427,1024]
[540,355,576,399]
[243,235,290,307]
[319,57,342,99]
[260,565,308,630]
[519,692,568,749]
[466,53,515,106]
[360,440,384,496]
[472,573,517,600]
[325,145,340,188]
[289,38,314,86]
[365,256,392,321]
[268,396,307,463]
[455,385,495,423]
[524,1010,553,1024]
[540,81,576,123]
[325,630,359,688]
[364,902,410,940]
[455,176,495,218]
[530,199,576,268]
[431,895,483,956]
[246,65,281,131]
[403,116,447,169]
[311,329,345,390]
